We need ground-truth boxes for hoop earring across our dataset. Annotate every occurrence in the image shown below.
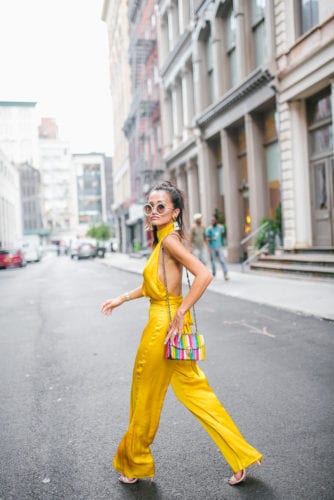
[173,216,180,231]
[145,219,153,231]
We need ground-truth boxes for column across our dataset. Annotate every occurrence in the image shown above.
[171,80,183,147]
[196,136,218,224]
[234,0,247,81]
[179,0,190,33]
[186,159,200,217]
[290,100,311,247]
[178,0,185,34]
[181,64,194,140]
[176,165,187,191]
[161,87,173,155]
[221,129,243,262]
[211,16,224,99]
[158,12,169,66]
[264,0,276,64]
[245,113,269,232]
[192,38,206,115]
[167,1,179,51]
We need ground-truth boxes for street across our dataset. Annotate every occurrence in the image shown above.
[0,255,333,500]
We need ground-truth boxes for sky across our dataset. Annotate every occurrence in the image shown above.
[0,0,114,155]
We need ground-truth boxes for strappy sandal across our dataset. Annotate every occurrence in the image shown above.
[227,469,247,485]
[118,475,138,484]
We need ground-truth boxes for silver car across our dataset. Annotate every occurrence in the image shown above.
[70,240,96,259]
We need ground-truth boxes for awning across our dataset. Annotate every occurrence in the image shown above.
[126,217,143,226]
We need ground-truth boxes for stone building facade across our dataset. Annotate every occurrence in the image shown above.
[102,0,133,253]
[123,0,164,250]
[156,0,334,261]
[39,119,77,238]
[72,153,107,234]
[0,150,22,248]
[275,1,334,249]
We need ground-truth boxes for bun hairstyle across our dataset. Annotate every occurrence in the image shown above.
[148,180,185,245]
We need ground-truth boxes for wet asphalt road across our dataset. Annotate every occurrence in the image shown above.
[0,254,333,500]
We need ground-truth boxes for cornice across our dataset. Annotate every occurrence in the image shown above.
[196,67,274,128]
[164,136,196,166]
[160,30,191,78]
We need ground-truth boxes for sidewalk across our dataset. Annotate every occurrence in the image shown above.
[101,252,334,321]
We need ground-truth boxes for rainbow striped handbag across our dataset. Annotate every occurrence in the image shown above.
[162,244,206,361]
[165,332,206,361]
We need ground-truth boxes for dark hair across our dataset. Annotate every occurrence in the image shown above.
[147,180,185,245]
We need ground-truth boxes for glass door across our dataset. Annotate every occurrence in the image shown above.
[311,158,334,245]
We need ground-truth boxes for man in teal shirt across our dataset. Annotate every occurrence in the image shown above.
[206,216,230,280]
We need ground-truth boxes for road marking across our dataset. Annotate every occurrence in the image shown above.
[223,320,276,338]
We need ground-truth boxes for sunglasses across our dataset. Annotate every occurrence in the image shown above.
[143,202,174,216]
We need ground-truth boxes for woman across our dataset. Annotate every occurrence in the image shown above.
[101,181,262,486]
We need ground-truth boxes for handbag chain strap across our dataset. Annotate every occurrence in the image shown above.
[161,244,198,333]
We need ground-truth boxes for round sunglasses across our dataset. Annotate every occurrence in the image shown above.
[143,202,174,216]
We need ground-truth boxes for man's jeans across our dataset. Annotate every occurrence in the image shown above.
[209,247,228,277]
[192,247,206,264]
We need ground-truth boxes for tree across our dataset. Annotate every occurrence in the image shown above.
[86,223,111,242]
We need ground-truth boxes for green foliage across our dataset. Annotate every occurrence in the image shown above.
[275,203,282,235]
[86,223,111,241]
[254,217,279,251]
[213,208,225,225]
[254,203,282,252]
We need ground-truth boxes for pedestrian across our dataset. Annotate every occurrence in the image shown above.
[101,181,262,486]
[190,212,207,264]
[206,215,230,280]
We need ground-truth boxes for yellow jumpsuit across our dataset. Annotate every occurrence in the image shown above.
[113,223,262,478]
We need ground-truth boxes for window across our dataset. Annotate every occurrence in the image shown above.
[307,89,333,160]
[251,0,266,67]
[299,0,319,35]
[225,5,237,88]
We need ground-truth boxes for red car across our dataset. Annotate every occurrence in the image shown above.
[0,249,27,269]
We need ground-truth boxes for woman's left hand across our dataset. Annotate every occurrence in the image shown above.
[164,310,185,344]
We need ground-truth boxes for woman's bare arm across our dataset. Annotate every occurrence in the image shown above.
[163,235,213,342]
[101,285,144,316]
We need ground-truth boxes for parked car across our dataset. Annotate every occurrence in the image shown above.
[0,249,26,269]
[18,240,42,262]
[70,240,96,259]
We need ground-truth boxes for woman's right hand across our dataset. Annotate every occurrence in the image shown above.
[100,297,123,315]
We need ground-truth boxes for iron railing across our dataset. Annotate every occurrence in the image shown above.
[240,221,270,272]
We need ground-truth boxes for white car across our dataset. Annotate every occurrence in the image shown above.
[19,241,42,262]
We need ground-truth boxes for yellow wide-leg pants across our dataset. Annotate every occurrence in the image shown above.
[113,301,262,478]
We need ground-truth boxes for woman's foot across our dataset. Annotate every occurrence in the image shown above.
[118,475,138,484]
[227,469,247,486]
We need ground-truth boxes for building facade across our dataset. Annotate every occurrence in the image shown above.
[39,119,77,239]
[123,0,164,250]
[275,0,334,248]
[157,0,279,261]
[102,0,133,252]
[0,101,40,247]
[19,162,43,237]
[104,155,115,231]
[0,101,39,167]
[156,0,334,261]
[0,149,22,248]
[72,153,107,234]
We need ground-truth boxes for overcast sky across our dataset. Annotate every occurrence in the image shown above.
[0,0,113,155]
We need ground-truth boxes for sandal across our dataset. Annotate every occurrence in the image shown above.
[118,475,138,484]
[227,469,247,486]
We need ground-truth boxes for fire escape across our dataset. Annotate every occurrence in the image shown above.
[123,0,163,203]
